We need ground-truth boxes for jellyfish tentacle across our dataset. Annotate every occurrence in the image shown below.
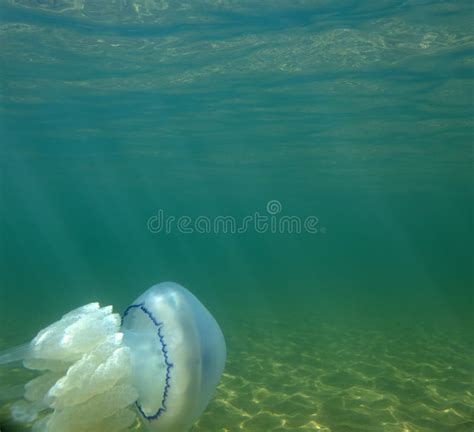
[0,343,30,365]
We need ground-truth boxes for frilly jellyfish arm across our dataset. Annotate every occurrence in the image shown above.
[2,283,226,432]
[5,302,139,431]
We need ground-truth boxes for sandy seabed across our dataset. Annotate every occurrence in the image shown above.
[195,316,474,432]
[1,316,473,432]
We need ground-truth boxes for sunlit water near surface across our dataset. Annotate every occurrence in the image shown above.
[0,1,473,431]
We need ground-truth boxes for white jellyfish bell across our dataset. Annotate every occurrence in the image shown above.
[0,282,227,432]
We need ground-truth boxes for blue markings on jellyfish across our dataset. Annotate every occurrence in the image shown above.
[121,302,174,421]
[0,282,227,432]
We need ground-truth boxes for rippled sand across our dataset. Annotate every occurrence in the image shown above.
[195,317,474,432]
[1,317,473,432]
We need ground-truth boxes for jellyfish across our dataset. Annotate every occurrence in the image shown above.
[0,282,227,432]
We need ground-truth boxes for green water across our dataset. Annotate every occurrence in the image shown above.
[0,1,473,431]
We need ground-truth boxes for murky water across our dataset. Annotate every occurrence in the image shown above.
[0,1,473,431]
